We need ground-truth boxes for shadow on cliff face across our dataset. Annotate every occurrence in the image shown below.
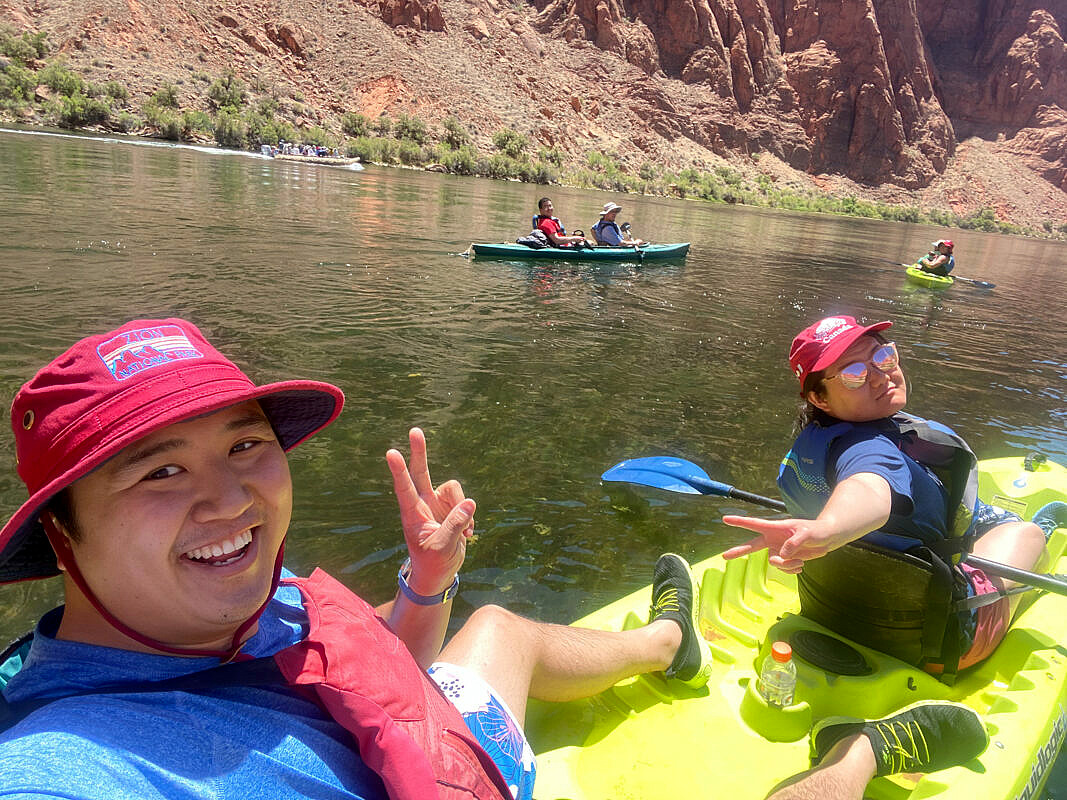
[533,0,1065,189]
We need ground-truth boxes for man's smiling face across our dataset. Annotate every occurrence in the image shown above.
[57,400,293,651]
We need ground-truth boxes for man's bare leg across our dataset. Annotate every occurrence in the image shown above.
[764,735,875,800]
[438,553,712,725]
[438,605,680,725]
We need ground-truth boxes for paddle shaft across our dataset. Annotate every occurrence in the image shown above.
[964,555,1067,597]
[721,484,787,511]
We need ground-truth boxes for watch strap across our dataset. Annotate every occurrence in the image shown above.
[398,558,459,605]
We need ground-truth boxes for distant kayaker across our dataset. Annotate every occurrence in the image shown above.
[0,317,714,799]
[723,315,1050,675]
[591,202,647,247]
[916,239,955,275]
[534,197,596,248]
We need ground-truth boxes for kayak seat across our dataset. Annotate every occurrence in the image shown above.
[797,540,968,683]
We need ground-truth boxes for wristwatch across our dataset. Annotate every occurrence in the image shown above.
[398,558,460,605]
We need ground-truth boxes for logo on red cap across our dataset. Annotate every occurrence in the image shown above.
[97,325,203,381]
[811,317,851,343]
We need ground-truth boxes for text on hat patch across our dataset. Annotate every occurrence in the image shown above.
[813,317,850,343]
[97,325,204,381]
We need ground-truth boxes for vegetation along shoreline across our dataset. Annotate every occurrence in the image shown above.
[2,26,1063,241]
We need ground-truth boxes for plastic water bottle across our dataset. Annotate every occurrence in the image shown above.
[759,641,797,707]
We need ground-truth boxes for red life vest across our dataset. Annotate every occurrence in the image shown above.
[275,569,513,800]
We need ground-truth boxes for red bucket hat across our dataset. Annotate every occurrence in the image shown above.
[789,315,892,385]
[0,318,344,584]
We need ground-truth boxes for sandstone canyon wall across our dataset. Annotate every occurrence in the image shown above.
[2,0,1064,194]
[533,0,1066,188]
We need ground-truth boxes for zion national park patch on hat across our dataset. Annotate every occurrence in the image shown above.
[97,323,204,381]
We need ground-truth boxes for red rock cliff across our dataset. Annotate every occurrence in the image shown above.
[2,0,1064,197]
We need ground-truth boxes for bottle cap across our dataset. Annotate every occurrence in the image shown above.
[771,641,792,663]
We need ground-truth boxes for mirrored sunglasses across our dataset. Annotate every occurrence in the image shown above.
[825,343,899,390]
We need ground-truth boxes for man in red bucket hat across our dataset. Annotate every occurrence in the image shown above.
[0,317,714,800]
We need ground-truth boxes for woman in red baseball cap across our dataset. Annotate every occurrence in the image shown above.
[721,315,1048,677]
[917,239,955,276]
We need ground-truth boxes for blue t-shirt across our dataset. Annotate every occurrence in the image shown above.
[0,576,388,800]
[787,419,950,548]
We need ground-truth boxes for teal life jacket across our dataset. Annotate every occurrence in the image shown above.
[777,411,979,556]
[777,412,982,681]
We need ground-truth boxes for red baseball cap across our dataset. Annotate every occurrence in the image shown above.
[0,318,344,584]
[789,315,892,385]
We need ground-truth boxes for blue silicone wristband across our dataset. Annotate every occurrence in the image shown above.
[398,559,460,605]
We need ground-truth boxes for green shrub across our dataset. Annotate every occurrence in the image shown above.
[214,109,246,148]
[103,81,129,102]
[37,61,82,96]
[341,111,368,137]
[442,116,470,149]
[208,70,247,110]
[395,112,428,144]
[373,114,392,136]
[638,161,658,181]
[397,138,424,165]
[150,84,179,108]
[182,109,213,134]
[439,144,477,175]
[492,128,528,158]
[0,62,36,102]
[346,136,399,164]
[538,147,564,166]
[301,125,332,147]
[255,96,278,116]
[486,152,523,179]
[523,161,557,184]
[0,28,48,62]
[143,103,181,139]
[585,150,612,171]
[114,111,141,132]
[52,92,110,127]
[244,111,281,147]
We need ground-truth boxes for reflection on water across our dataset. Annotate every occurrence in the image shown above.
[1,128,1067,786]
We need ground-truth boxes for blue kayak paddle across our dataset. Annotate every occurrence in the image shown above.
[601,457,786,511]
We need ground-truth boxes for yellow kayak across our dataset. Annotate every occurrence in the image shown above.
[526,456,1067,800]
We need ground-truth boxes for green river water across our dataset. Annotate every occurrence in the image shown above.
[0,127,1065,795]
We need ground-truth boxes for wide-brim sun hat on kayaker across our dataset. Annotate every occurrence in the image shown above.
[0,317,344,585]
[600,202,623,216]
[789,315,892,386]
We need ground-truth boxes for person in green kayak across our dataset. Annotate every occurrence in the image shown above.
[0,317,715,800]
[916,239,955,276]
[534,197,596,248]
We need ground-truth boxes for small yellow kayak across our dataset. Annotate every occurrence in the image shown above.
[905,264,955,288]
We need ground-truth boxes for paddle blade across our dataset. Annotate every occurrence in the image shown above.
[601,457,732,497]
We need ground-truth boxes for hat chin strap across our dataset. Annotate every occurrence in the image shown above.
[42,517,283,663]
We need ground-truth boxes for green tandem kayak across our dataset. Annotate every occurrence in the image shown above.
[526,456,1067,800]
[905,264,955,288]
[470,242,690,262]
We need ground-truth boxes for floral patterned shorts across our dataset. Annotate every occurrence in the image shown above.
[429,662,536,800]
